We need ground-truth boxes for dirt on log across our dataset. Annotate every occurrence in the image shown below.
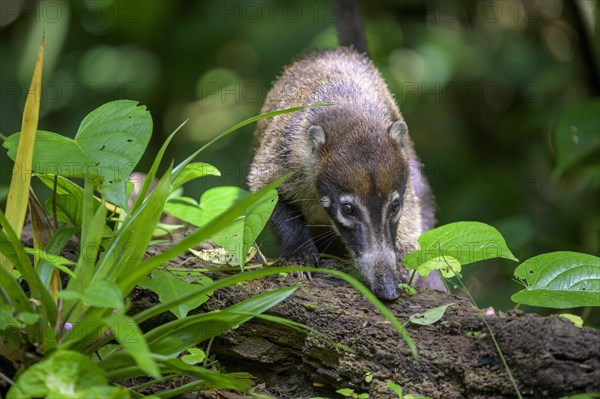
[201,273,600,399]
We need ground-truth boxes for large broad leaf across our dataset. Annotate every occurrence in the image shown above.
[167,186,277,267]
[207,187,277,267]
[6,350,129,399]
[163,196,204,226]
[138,270,212,319]
[511,252,600,308]
[4,100,152,183]
[403,221,518,269]
[553,99,600,177]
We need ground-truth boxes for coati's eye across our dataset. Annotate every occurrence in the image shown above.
[390,199,401,215]
[341,203,355,216]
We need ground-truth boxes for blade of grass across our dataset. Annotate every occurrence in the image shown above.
[0,210,56,335]
[172,104,331,178]
[131,120,187,213]
[3,36,45,272]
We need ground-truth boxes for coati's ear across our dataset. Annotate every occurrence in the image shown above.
[389,121,409,146]
[308,125,325,149]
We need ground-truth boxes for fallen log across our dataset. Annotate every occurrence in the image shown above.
[202,272,600,399]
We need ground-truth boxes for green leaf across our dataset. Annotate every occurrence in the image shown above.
[172,162,220,189]
[198,186,249,225]
[16,311,40,325]
[74,100,152,183]
[172,104,331,178]
[104,314,160,378]
[511,252,600,308]
[0,264,32,315]
[7,349,130,399]
[35,225,78,289]
[38,174,100,228]
[403,222,518,269]
[138,270,212,319]
[164,196,204,226]
[4,100,152,183]
[553,99,600,177]
[559,393,600,399]
[209,187,278,267]
[99,180,133,211]
[387,381,403,397]
[409,303,455,326]
[82,279,124,309]
[181,348,206,365]
[336,388,355,397]
[559,313,584,328]
[415,255,461,278]
[0,211,56,329]
[23,248,76,279]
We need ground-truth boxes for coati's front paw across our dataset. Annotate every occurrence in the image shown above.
[279,246,319,280]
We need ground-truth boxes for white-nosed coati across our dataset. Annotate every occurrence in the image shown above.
[248,48,446,300]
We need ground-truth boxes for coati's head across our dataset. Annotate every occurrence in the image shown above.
[308,117,411,300]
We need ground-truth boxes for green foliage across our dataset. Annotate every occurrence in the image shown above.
[139,270,213,319]
[511,252,600,308]
[7,350,130,399]
[1,100,326,397]
[403,221,518,271]
[408,303,455,326]
[165,186,278,268]
[386,381,431,399]
[336,388,369,399]
[4,100,152,183]
[553,99,600,178]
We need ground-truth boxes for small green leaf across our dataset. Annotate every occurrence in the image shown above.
[138,270,212,319]
[182,348,206,365]
[364,371,373,383]
[404,222,518,269]
[415,255,461,278]
[16,312,40,325]
[511,252,600,308]
[559,313,584,328]
[409,303,455,326]
[336,388,355,397]
[82,279,123,309]
[172,162,221,189]
[387,381,403,397]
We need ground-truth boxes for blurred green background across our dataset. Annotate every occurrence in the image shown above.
[1,0,598,318]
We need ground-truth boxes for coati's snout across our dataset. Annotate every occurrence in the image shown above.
[320,191,405,300]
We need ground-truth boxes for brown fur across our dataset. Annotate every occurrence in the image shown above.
[248,48,445,294]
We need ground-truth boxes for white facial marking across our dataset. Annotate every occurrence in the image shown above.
[320,196,331,208]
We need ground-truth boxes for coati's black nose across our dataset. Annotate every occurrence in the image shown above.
[373,266,400,301]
